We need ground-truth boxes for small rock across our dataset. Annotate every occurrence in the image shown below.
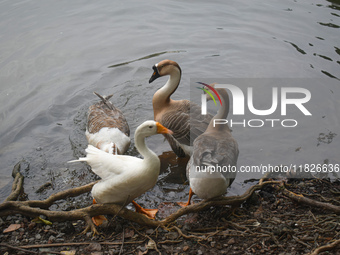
[59,222,75,234]
[39,248,53,254]
[165,231,178,240]
[11,231,19,236]
[145,229,154,235]
[137,245,147,252]
[86,242,102,252]
[197,250,203,255]
[35,234,41,240]
[48,235,56,243]
[182,223,191,232]
[28,222,36,230]
[161,245,169,250]
[56,233,65,238]
[227,238,235,245]
[183,245,190,252]
[210,241,216,247]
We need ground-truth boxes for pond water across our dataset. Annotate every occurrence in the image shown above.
[0,0,339,209]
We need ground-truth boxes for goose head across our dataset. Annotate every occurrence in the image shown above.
[136,120,173,137]
[149,59,182,83]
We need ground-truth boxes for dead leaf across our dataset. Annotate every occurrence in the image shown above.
[3,224,21,233]
[32,216,52,225]
[60,251,76,255]
[146,239,157,250]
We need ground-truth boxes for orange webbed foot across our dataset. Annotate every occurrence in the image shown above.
[132,201,158,219]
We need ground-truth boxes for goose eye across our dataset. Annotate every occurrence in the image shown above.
[149,126,153,129]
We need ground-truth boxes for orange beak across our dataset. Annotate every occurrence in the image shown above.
[156,122,173,135]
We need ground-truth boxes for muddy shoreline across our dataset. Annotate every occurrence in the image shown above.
[1,178,339,255]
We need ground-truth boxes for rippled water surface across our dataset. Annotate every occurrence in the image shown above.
[0,0,339,207]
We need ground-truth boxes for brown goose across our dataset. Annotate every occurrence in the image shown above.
[179,85,238,206]
[149,60,212,157]
[86,92,130,155]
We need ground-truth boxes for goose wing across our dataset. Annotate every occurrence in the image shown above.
[160,100,212,147]
[191,132,239,183]
[69,145,139,179]
[87,93,130,136]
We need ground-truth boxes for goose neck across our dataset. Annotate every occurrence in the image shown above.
[134,131,158,161]
[153,69,181,106]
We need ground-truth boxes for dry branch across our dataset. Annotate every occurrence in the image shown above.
[1,161,339,239]
[0,164,282,233]
[279,184,340,214]
[310,239,340,255]
[5,162,24,202]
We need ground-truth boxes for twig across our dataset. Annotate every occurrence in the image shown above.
[118,227,125,255]
[109,195,130,226]
[0,180,283,231]
[310,239,340,255]
[170,226,204,241]
[160,180,282,226]
[130,224,161,255]
[18,241,145,249]
[0,242,39,254]
[292,235,312,248]
[279,184,340,214]
[5,162,24,202]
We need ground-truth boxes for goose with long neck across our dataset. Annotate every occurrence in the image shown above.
[149,60,212,157]
[86,92,130,155]
[179,85,238,206]
[69,120,173,225]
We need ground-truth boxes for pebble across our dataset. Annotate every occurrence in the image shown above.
[145,229,154,235]
[137,245,147,252]
[227,238,236,245]
[57,233,65,238]
[86,242,102,252]
[35,234,41,240]
[183,245,190,252]
[165,231,178,240]
[49,235,56,243]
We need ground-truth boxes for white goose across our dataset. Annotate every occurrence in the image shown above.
[70,120,172,225]
[149,60,212,157]
[86,92,130,155]
[179,84,238,206]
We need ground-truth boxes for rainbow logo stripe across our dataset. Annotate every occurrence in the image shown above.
[196,82,222,106]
